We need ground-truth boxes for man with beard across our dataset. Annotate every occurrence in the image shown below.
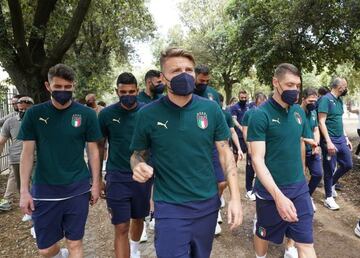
[137,70,165,104]
[85,93,104,115]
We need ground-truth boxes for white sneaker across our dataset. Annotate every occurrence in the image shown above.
[324,197,340,210]
[149,218,155,230]
[217,210,223,224]
[311,197,317,213]
[140,222,148,242]
[60,248,69,258]
[30,226,36,239]
[214,223,222,235]
[22,214,32,222]
[220,195,225,208]
[130,250,140,258]
[245,191,256,201]
[284,246,298,258]
[355,222,360,238]
[332,186,338,198]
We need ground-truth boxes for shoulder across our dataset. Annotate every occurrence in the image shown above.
[137,97,163,115]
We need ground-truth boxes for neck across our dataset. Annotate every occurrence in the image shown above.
[51,98,72,110]
[168,92,192,107]
[331,89,340,98]
[273,92,289,109]
[300,102,307,112]
[145,86,154,98]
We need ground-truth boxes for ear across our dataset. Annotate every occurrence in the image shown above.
[45,81,51,92]
[115,87,120,97]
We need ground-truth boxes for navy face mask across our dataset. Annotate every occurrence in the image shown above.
[120,95,137,109]
[166,73,195,96]
[277,83,299,105]
[152,83,165,94]
[52,91,72,105]
[306,103,316,111]
[194,83,207,95]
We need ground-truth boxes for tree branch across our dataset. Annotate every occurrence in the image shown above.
[46,0,92,67]
[7,0,32,68]
[28,0,58,63]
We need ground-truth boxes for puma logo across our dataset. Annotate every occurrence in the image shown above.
[157,121,168,129]
[39,117,49,124]
[272,118,280,124]
[112,118,120,124]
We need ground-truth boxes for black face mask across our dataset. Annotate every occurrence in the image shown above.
[86,101,95,108]
[306,103,316,112]
[239,100,247,107]
[51,91,73,105]
[18,110,25,119]
[194,83,208,95]
[340,88,348,97]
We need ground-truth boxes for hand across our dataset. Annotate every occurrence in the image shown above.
[274,194,298,222]
[327,141,337,156]
[312,146,320,155]
[90,183,100,206]
[100,180,106,199]
[346,137,352,151]
[133,162,153,183]
[227,198,243,230]
[238,150,244,161]
[20,191,34,215]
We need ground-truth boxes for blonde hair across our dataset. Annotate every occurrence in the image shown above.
[160,47,195,71]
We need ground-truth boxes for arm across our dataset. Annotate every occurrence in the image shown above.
[97,138,106,178]
[318,113,336,155]
[215,140,243,229]
[250,141,298,222]
[19,140,35,215]
[130,150,153,183]
[0,135,8,154]
[230,127,243,160]
[87,141,101,205]
[301,139,306,175]
[232,115,242,131]
[242,126,251,155]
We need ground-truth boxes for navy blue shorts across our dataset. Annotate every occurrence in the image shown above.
[106,180,151,225]
[32,193,90,249]
[255,192,314,245]
[155,211,218,258]
[212,148,225,183]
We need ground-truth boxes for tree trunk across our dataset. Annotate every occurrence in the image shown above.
[222,72,234,105]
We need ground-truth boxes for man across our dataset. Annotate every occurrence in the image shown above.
[85,93,104,115]
[248,63,316,258]
[300,88,322,211]
[18,64,102,258]
[137,69,165,104]
[0,96,33,211]
[98,72,151,258]
[0,94,22,126]
[194,64,221,105]
[241,92,267,201]
[130,47,242,258]
[230,90,250,161]
[318,77,353,210]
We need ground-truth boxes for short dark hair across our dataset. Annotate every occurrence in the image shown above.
[97,101,106,107]
[48,64,75,82]
[329,76,347,89]
[195,64,210,75]
[254,92,267,102]
[303,87,318,98]
[145,70,161,82]
[160,47,195,70]
[116,72,137,86]
[318,86,330,96]
[274,63,301,79]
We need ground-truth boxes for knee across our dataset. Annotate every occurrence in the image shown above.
[342,163,353,171]
[38,245,58,257]
[296,243,316,257]
[115,223,130,236]
[66,239,82,252]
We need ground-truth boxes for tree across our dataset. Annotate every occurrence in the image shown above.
[0,0,154,102]
[227,0,360,87]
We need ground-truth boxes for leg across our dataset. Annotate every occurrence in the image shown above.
[254,235,269,257]
[12,164,21,192]
[321,143,336,198]
[245,154,255,192]
[38,244,61,258]
[3,165,16,202]
[130,218,144,241]
[66,239,83,258]
[114,222,130,258]
[306,154,322,196]
[332,141,353,185]
[355,129,360,155]
[190,211,218,258]
[296,243,316,258]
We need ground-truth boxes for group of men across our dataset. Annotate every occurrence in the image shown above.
[0,46,358,258]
